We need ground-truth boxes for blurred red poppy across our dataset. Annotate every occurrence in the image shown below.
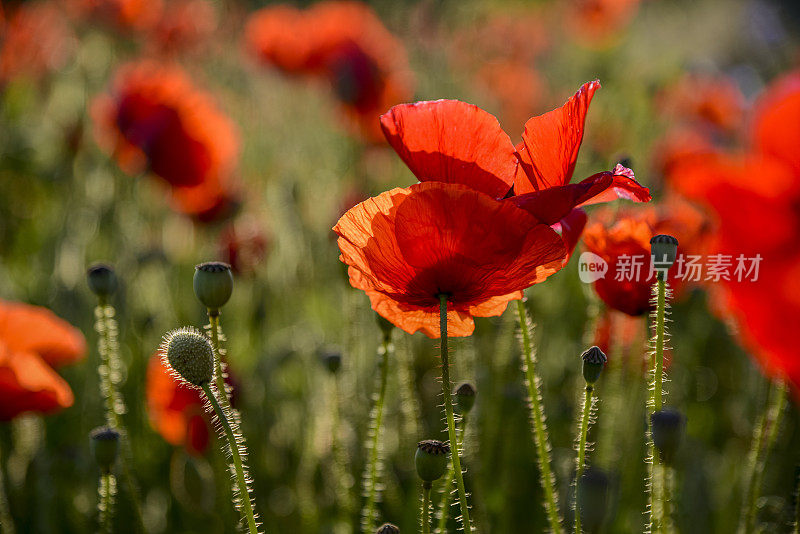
[334,183,566,337]
[667,70,800,387]
[219,216,271,275]
[244,1,413,142]
[149,0,216,55]
[568,0,641,46]
[92,61,240,218]
[657,72,745,134]
[0,300,86,421]
[146,354,210,455]
[66,0,163,32]
[581,199,711,316]
[0,2,75,84]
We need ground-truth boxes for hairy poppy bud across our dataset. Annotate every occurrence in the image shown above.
[90,426,120,473]
[650,235,679,279]
[454,382,476,413]
[651,408,685,464]
[415,439,450,483]
[320,349,342,374]
[582,346,607,384]
[577,467,611,532]
[160,327,215,387]
[376,524,400,534]
[87,263,118,298]
[193,262,233,311]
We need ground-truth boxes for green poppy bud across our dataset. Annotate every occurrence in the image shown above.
[582,346,607,384]
[415,439,450,483]
[160,327,215,387]
[90,426,120,473]
[454,382,476,413]
[650,234,679,279]
[376,524,399,534]
[651,408,685,465]
[577,467,611,533]
[193,262,233,311]
[87,263,118,298]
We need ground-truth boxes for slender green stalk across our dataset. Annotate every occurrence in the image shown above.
[574,385,594,534]
[435,416,467,533]
[739,379,788,534]
[201,383,260,534]
[0,441,15,534]
[516,299,562,534]
[421,483,432,534]
[97,473,117,534]
[647,279,668,534]
[439,295,473,533]
[93,301,145,533]
[207,312,232,407]
[361,334,392,533]
[330,375,354,525]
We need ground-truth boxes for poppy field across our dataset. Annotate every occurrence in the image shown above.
[2,0,800,532]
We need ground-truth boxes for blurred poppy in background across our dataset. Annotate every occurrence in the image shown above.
[149,0,217,55]
[0,300,86,420]
[568,0,641,46]
[244,0,414,142]
[66,0,163,32]
[91,60,241,220]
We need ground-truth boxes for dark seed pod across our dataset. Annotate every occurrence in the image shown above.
[87,263,118,298]
[376,524,400,534]
[454,382,476,413]
[415,439,450,483]
[193,262,233,310]
[651,408,685,464]
[90,426,120,473]
[581,346,607,385]
[650,234,679,276]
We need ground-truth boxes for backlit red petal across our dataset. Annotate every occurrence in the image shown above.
[0,344,74,421]
[0,300,86,368]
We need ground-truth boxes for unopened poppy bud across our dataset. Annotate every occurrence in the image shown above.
[87,263,118,298]
[193,262,233,311]
[376,314,394,340]
[650,235,679,277]
[90,426,120,473]
[582,346,607,384]
[160,327,215,387]
[577,467,611,532]
[415,439,450,483]
[376,524,400,534]
[454,382,476,413]
[651,408,685,464]
[320,349,342,374]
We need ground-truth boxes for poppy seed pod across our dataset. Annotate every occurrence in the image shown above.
[415,439,450,483]
[651,408,685,464]
[320,349,342,374]
[650,234,679,275]
[193,262,233,310]
[90,426,120,473]
[455,382,476,413]
[376,524,400,534]
[577,467,611,533]
[87,263,118,298]
[581,346,607,384]
[160,327,215,387]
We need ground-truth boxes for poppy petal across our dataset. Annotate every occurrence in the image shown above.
[554,208,588,266]
[752,70,800,175]
[0,300,86,368]
[575,165,652,207]
[514,80,600,194]
[380,100,518,198]
[0,344,74,421]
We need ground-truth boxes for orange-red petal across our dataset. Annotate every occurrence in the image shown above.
[0,300,86,368]
[752,70,800,176]
[514,80,600,194]
[380,100,518,198]
[0,343,74,421]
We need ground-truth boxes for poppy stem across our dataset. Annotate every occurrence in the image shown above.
[647,278,668,533]
[206,311,232,407]
[421,482,432,534]
[97,472,116,534]
[361,331,392,533]
[434,414,467,533]
[739,379,787,534]
[200,382,261,534]
[439,294,473,534]
[330,372,354,525]
[574,384,595,534]
[516,299,562,534]
[93,300,145,533]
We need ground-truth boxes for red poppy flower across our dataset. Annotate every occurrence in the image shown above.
[92,61,240,218]
[334,183,566,337]
[0,2,75,84]
[244,1,413,142]
[656,72,745,133]
[146,354,209,455]
[666,70,800,387]
[66,0,163,32]
[581,199,711,316]
[0,300,86,421]
[149,0,216,55]
[568,0,641,46]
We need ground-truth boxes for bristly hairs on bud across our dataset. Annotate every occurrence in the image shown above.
[159,327,215,388]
